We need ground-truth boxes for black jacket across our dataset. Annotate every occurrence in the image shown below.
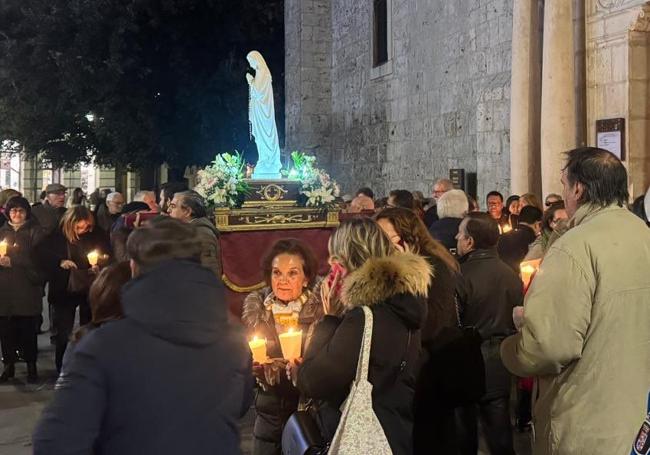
[31,202,66,236]
[38,228,110,304]
[423,205,439,228]
[33,260,253,455]
[0,219,46,316]
[457,248,522,340]
[429,217,462,251]
[297,253,430,455]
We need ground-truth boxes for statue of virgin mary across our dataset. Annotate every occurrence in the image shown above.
[246,51,282,179]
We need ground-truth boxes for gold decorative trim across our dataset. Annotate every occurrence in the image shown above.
[242,199,297,208]
[256,183,288,202]
[239,213,317,225]
[221,274,266,293]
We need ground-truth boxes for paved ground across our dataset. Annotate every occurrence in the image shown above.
[0,313,530,455]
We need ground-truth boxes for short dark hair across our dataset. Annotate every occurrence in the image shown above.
[518,206,543,225]
[176,191,207,219]
[161,181,189,202]
[261,238,319,288]
[486,191,504,203]
[357,187,374,199]
[127,217,202,273]
[388,189,414,209]
[5,196,32,218]
[463,212,500,249]
[563,147,629,208]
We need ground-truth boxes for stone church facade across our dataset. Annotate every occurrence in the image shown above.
[285,0,650,203]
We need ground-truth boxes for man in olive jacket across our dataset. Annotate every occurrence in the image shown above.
[501,147,650,455]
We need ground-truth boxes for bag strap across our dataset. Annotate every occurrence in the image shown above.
[354,306,374,382]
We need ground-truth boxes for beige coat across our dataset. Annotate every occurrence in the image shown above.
[501,204,650,455]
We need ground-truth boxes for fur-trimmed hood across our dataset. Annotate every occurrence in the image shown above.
[342,252,432,329]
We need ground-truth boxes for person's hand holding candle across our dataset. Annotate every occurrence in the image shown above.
[278,327,302,361]
[87,250,99,266]
[0,239,7,257]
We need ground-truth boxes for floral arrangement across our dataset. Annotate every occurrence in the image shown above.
[194,152,249,207]
[285,151,341,207]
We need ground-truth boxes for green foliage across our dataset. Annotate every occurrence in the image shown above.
[0,0,283,169]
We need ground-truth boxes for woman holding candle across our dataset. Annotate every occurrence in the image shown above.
[39,205,110,373]
[295,219,431,455]
[0,197,45,383]
[242,238,323,455]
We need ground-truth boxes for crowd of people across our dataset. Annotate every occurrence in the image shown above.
[0,146,649,455]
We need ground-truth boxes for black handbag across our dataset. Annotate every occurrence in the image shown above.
[65,244,95,295]
[281,410,328,455]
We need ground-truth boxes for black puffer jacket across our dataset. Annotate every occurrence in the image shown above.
[0,219,46,316]
[33,260,253,455]
[297,252,430,455]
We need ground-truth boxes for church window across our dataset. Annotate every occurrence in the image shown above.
[373,0,389,67]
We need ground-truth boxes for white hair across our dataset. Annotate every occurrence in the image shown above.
[134,190,154,202]
[437,189,469,219]
[106,192,123,202]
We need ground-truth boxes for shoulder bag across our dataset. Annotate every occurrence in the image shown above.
[328,305,392,455]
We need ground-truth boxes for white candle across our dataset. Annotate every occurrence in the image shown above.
[0,240,6,257]
[278,327,302,361]
[248,336,267,364]
[87,250,99,266]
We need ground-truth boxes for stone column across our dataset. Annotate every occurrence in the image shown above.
[540,0,577,197]
[509,0,543,196]
[573,0,587,147]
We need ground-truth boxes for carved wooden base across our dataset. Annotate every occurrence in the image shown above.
[242,179,302,207]
[215,206,340,232]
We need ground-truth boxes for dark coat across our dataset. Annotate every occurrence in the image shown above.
[0,220,46,316]
[429,217,462,251]
[457,248,522,340]
[33,260,253,455]
[457,248,522,398]
[297,253,430,455]
[242,284,323,443]
[423,205,439,228]
[30,202,66,236]
[191,217,222,278]
[38,228,110,305]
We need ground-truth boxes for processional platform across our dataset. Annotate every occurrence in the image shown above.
[216,179,339,316]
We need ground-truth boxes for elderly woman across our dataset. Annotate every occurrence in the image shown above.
[429,189,469,252]
[242,238,323,455]
[0,197,45,383]
[40,206,109,373]
[296,218,430,455]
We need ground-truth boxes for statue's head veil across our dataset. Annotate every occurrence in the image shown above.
[247,51,271,81]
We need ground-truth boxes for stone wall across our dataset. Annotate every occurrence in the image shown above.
[586,0,650,197]
[285,0,333,164]
[286,0,514,203]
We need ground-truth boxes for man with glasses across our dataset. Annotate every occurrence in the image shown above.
[486,191,508,224]
[424,178,454,227]
[544,193,562,208]
[31,184,67,236]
